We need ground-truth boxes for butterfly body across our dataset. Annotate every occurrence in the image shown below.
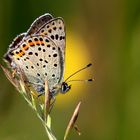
[4,13,69,96]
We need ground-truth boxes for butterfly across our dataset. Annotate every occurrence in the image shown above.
[4,13,92,97]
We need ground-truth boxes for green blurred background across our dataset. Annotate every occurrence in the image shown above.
[0,0,140,140]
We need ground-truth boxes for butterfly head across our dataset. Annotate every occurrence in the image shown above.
[60,82,71,94]
[50,82,71,96]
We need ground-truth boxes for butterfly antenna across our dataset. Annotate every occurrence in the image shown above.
[67,78,94,83]
[65,63,92,82]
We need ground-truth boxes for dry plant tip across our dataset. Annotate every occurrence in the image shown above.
[64,101,81,140]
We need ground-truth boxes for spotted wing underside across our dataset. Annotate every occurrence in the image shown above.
[36,18,66,82]
[10,35,62,92]
[26,14,66,83]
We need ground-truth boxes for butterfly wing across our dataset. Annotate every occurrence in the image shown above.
[36,18,66,82]
[4,13,54,64]
[8,35,63,93]
[26,13,53,36]
[4,14,66,95]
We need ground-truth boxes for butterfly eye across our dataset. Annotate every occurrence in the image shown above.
[60,82,71,94]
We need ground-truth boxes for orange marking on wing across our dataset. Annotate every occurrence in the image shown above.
[12,51,20,59]
[23,45,29,50]
[18,51,25,57]
[29,42,35,46]
[40,41,45,45]
[40,41,43,44]
[35,41,40,45]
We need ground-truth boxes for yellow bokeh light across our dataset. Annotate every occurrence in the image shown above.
[56,31,91,107]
